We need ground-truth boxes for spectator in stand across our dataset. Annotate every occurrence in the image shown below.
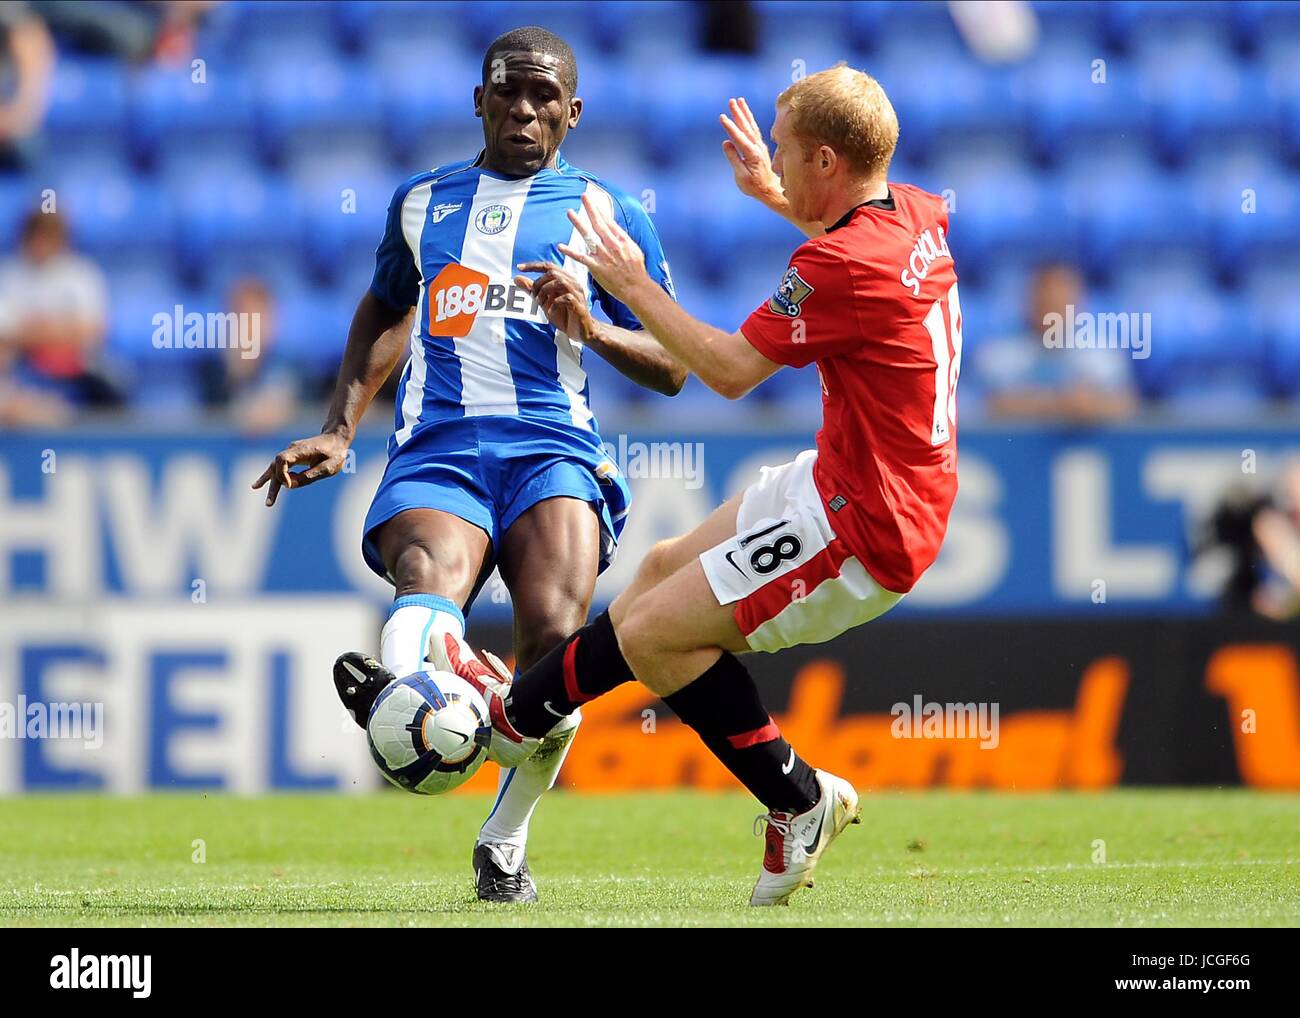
[0,2,53,169]
[973,262,1137,424]
[199,276,298,435]
[0,209,117,416]
[29,1,219,65]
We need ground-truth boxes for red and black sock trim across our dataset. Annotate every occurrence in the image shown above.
[664,652,819,815]
[504,611,634,738]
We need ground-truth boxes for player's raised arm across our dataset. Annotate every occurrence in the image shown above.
[252,292,411,506]
[515,260,686,396]
[721,97,824,239]
[558,194,780,400]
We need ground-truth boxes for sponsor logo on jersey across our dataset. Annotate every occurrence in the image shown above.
[426,263,548,337]
[431,202,463,223]
[769,265,814,317]
[475,203,513,235]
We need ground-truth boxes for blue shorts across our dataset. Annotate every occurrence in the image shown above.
[362,415,631,582]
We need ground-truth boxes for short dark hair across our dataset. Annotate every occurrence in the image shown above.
[482,26,577,96]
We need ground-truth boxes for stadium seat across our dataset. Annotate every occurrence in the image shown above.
[848,0,957,56]
[1258,291,1300,397]
[44,56,129,140]
[50,171,176,261]
[874,36,1023,165]
[1058,145,1206,279]
[292,153,396,282]
[129,63,258,168]
[1134,39,1273,162]
[1103,0,1235,53]
[251,51,384,164]
[271,276,355,373]
[171,167,303,283]
[1188,145,1300,279]
[0,176,39,248]
[639,54,763,166]
[1016,48,1149,162]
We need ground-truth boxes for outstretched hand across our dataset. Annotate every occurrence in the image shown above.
[553,192,649,304]
[720,97,784,206]
[251,431,350,506]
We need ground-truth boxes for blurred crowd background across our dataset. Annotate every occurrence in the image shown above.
[0,0,1297,432]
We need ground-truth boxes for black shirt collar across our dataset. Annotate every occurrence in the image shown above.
[825,190,895,233]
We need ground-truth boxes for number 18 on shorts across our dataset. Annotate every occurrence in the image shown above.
[699,450,903,654]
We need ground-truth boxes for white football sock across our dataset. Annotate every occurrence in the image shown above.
[381,595,578,850]
[379,594,466,679]
[478,709,582,848]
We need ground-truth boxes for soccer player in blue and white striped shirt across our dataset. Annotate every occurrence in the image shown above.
[253,26,683,902]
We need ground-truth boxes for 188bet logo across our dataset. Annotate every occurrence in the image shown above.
[428,264,490,337]
[427,263,545,337]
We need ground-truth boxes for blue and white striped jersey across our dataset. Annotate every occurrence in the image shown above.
[370,152,674,447]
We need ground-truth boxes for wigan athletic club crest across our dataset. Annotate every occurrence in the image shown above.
[475,204,512,235]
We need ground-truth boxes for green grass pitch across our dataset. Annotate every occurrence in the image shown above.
[2,790,1297,927]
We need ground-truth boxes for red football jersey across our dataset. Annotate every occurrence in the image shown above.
[740,183,960,594]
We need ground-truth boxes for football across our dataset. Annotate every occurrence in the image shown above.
[366,670,489,795]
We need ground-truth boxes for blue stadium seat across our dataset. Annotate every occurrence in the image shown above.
[251,52,384,163]
[756,2,854,63]
[1135,39,1272,162]
[45,56,129,140]
[462,0,607,52]
[1114,272,1256,400]
[292,153,397,282]
[171,167,303,282]
[272,277,354,372]
[106,277,184,360]
[1103,1,1235,53]
[50,172,176,260]
[848,1,958,56]
[1059,146,1206,278]
[639,54,763,166]
[341,1,468,50]
[1258,291,1300,396]
[30,135,133,200]
[1188,145,1299,278]
[1016,48,1149,161]
[1030,1,1107,48]
[667,153,804,279]
[0,176,39,248]
[874,36,1022,165]
[1233,0,1300,48]
[372,37,476,162]
[130,64,257,167]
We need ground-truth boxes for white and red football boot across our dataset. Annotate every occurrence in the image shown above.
[429,632,540,768]
[750,770,861,906]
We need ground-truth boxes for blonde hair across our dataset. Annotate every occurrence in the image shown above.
[777,64,898,178]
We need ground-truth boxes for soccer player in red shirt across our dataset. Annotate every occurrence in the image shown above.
[443,66,961,905]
